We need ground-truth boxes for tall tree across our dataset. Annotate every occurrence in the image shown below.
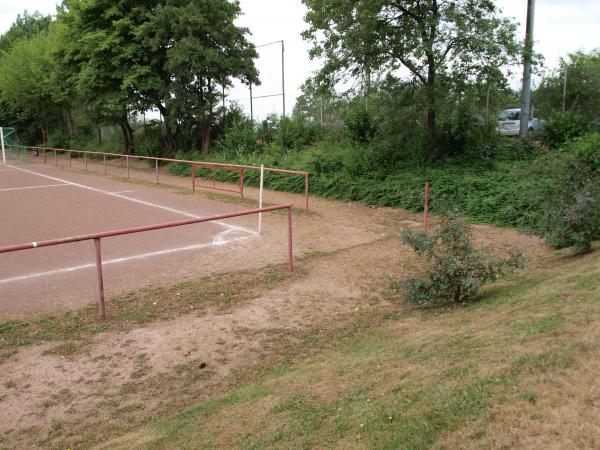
[150,0,258,154]
[303,0,520,158]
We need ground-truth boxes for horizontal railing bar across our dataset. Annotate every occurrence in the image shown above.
[5,144,308,176]
[0,204,292,254]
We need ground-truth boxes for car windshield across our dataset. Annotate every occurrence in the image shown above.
[498,110,520,121]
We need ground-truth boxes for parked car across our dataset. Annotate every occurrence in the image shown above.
[496,108,545,136]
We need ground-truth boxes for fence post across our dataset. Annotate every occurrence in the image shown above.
[93,238,106,320]
[258,165,264,234]
[423,181,430,234]
[69,151,72,168]
[55,149,58,166]
[84,152,87,172]
[155,159,159,184]
[126,155,130,179]
[103,154,106,175]
[240,168,245,200]
[44,148,47,164]
[305,173,309,212]
[287,206,293,271]
[192,163,196,191]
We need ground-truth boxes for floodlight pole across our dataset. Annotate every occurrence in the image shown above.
[562,63,568,113]
[519,0,535,139]
[1,127,5,164]
[281,40,286,117]
[250,83,254,123]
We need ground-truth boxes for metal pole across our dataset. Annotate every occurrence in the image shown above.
[250,83,254,122]
[287,206,293,271]
[155,159,159,184]
[240,168,245,200]
[126,155,130,179]
[258,164,264,234]
[94,238,106,320]
[281,40,286,117]
[320,97,323,126]
[519,0,535,138]
[423,181,430,234]
[192,163,196,191]
[305,173,309,212]
[103,154,106,175]
[84,152,87,171]
[0,127,6,164]
[562,63,568,113]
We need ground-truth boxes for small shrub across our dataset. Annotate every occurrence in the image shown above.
[399,215,524,305]
[541,133,600,254]
[543,111,591,148]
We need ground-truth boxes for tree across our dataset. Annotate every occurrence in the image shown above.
[533,50,600,122]
[151,0,258,154]
[0,11,52,55]
[303,0,520,159]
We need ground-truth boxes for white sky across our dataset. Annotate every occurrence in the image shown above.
[1,0,599,119]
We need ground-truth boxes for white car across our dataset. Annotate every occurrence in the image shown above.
[497,108,545,136]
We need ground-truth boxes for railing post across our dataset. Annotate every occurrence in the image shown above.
[126,155,130,179]
[240,168,245,200]
[93,238,106,320]
[103,154,106,175]
[287,206,293,271]
[423,181,430,234]
[191,163,195,191]
[155,159,159,184]
[43,148,47,164]
[305,173,309,212]
[84,152,88,172]
[69,151,72,168]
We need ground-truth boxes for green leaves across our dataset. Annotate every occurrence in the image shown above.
[399,215,524,305]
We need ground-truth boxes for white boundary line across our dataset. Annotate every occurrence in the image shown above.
[0,233,251,285]
[7,164,257,236]
[0,183,69,192]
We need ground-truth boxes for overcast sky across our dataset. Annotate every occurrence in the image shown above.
[1,0,599,118]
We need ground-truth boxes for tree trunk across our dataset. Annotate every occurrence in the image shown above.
[97,127,102,145]
[119,110,135,155]
[425,55,437,160]
[67,106,77,139]
[158,104,177,155]
[200,119,211,155]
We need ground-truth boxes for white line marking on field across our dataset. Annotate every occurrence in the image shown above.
[110,190,135,194]
[0,234,251,285]
[0,183,69,192]
[7,165,257,236]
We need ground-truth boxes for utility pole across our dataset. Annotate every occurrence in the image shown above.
[281,40,286,117]
[519,0,535,139]
[250,83,254,123]
[562,62,568,113]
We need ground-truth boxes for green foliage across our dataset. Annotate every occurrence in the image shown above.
[274,116,323,150]
[540,133,600,255]
[543,111,591,148]
[534,50,600,122]
[399,215,524,305]
[344,105,376,144]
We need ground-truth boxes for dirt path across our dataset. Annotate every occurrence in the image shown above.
[0,166,546,449]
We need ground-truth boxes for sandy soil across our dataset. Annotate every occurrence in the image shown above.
[0,159,547,448]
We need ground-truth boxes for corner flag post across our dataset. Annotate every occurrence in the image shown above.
[1,127,6,164]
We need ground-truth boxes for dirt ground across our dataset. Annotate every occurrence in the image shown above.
[0,162,547,449]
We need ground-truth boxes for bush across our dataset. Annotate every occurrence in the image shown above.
[540,133,600,254]
[543,111,591,148]
[398,215,524,305]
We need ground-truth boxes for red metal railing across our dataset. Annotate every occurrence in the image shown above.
[0,204,294,320]
[5,144,310,210]
[192,163,244,199]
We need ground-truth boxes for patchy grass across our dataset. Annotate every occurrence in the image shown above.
[99,247,600,449]
[0,264,301,355]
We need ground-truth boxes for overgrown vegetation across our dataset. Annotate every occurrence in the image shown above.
[399,215,524,305]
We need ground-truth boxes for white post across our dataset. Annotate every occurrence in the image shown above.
[1,127,6,164]
[258,164,264,234]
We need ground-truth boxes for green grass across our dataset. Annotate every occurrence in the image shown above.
[102,248,600,449]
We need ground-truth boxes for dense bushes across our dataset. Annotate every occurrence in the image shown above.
[398,215,524,305]
[539,133,600,254]
[543,111,591,148]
